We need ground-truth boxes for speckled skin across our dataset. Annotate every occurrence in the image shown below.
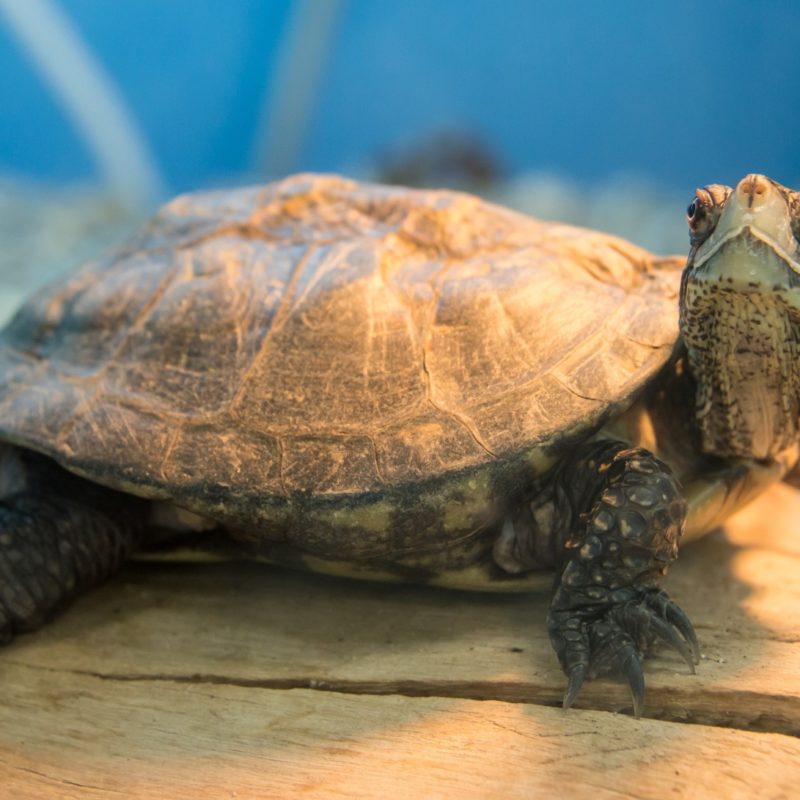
[0,173,798,715]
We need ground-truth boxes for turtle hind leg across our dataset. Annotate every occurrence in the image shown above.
[0,452,147,643]
[546,440,699,717]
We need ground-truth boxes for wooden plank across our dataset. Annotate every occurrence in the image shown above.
[1,668,799,800]
[6,485,800,732]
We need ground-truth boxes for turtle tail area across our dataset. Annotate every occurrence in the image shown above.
[0,449,148,642]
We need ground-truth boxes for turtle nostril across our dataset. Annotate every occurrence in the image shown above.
[737,174,770,206]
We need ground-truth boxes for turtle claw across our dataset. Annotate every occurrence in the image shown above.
[641,588,701,666]
[666,602,701,665]
[548,587,699,716]
[647,608,697,672]
[621,652,645,718]
[563,664,587,710]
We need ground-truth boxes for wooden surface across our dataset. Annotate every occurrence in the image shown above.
[2,485,800,798]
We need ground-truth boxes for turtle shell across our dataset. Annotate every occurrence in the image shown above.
[0,174,682,538]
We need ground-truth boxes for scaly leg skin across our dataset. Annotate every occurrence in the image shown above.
[546,440,700,717]
[0,451,147,643]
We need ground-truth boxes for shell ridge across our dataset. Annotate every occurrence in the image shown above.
[52,250,189,449]
[425,396,497,459]
[230,242,319,413]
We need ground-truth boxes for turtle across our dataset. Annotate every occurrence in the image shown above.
[0,172,797,717]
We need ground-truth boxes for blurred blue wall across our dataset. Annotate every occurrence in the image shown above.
[1,0,798,198]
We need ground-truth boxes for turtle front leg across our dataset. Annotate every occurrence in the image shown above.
[0,451,147,642]
[545,440,699,716]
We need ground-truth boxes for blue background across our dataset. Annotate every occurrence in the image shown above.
[1,0,798,198]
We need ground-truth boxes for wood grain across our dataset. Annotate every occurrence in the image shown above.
[2,484,800,797]
[2,674,799,800]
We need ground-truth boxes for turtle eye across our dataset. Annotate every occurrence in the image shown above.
[686,194,708,227]
[686,189,715,244]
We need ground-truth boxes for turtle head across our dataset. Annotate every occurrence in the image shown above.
[680,174,800,460]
